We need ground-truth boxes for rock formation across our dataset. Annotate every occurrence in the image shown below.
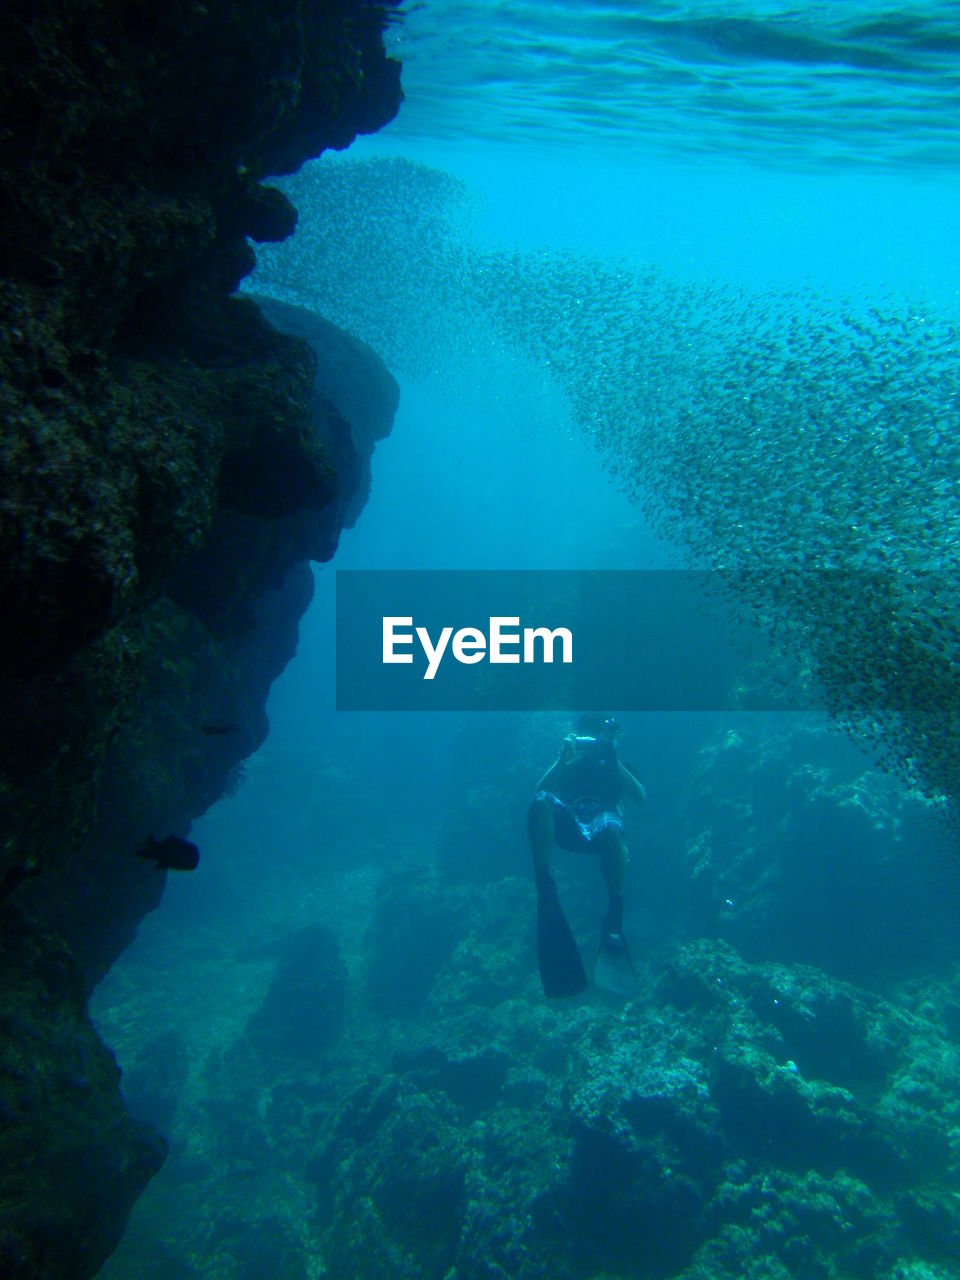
[0,3,401,1275]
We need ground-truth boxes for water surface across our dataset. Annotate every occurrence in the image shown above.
[386,0,960,167]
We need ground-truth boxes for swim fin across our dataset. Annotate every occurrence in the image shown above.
[535,865,587,998]
[592,897,638,998]
[592,933,638,998]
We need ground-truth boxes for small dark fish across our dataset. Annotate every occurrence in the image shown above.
[199,721,242,737]
[135,835,200,872]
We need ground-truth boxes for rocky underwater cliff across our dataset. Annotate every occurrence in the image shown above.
[0,3,401,1276]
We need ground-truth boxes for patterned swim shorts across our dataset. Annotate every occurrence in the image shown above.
[535,790,623,852]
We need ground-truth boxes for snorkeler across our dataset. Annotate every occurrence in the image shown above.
[528,714,646,998]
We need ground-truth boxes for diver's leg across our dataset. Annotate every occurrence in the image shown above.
[596,828,627,942]
[528,794,555,876]
[591,828,637,994]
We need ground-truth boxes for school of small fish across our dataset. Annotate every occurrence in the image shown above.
[254,158,960,807]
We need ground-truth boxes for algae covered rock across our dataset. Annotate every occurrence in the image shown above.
[676,719,955,984]
[557,1041,720,1276]
[323,1088,470,1280]
[365,868,467,1016]
[251,294,400,529]
[0,0,403,1274]
[121,1030,190,1134]
[391,1042,512,1113]
[246,923,348,1059]
[0,909,166,1280]
[89,864,960,1280]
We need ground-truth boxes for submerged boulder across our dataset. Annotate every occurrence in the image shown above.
[246,924,348,1059]
[121,1030,189,1134]
[365,869,466,1017]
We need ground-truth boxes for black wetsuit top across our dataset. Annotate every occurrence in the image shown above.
[560,741,622,813]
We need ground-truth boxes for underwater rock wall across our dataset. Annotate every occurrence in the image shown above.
[0,3,400,1277]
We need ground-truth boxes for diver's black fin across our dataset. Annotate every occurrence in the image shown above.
[592,933,638,998]
[535,866,587,998]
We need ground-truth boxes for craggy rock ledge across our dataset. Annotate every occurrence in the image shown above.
[0,3,400,1276]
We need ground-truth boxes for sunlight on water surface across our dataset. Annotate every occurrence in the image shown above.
[386,1,960,167]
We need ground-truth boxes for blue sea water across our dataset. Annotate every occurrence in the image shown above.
[93,5,960,1278]
[383,0,960,169]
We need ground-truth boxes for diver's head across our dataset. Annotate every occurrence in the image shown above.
[574,713,619,743]
[599,716,620,742]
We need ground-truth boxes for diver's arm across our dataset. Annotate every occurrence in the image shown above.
[536,736,575,792]
[619,761,646,804]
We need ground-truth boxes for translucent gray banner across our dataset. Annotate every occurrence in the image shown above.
[335,569,822,712]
